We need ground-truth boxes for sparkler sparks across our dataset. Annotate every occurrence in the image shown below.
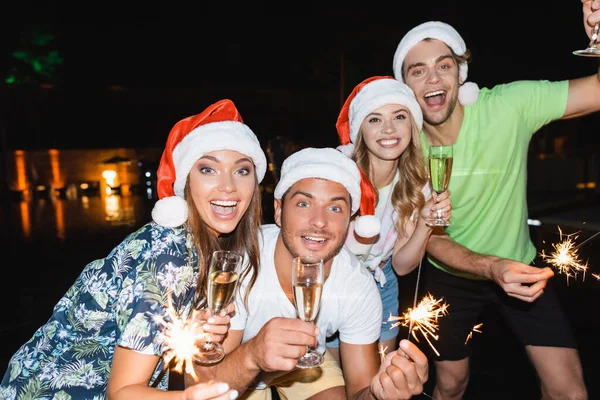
[388,293,449,356]
[539,227,588,284]
[465,323,483,345]
[154,295,210,381]
[378,344,388,364]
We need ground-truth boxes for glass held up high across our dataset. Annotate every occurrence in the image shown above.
[426,144,453,227]
[193,250,242,365]
[291,255,324,368]
[573,21,600,57]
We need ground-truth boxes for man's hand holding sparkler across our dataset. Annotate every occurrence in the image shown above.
[369,340,428,400]
[489,258,554,303]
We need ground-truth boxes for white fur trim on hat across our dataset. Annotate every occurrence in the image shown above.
[172,120,267,197]
[336,143,355,157]
[151,195,188,227]
[349,79,423,144]
[274,147,362,215]
[392,21,479,106]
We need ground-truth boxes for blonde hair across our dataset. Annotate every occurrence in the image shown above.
[353,115,428,237]
[184,174,261,309]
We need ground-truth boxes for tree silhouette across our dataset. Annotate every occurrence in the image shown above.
[5,24,62,86]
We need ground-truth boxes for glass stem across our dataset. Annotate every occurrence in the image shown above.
[589,22,600,50]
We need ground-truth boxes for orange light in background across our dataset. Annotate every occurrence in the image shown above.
[105,194,120,222]
[49,149,63,187]
[15,150,31,237]
[14,150,27,192]
[55,200,65,240]
[102,170,117,195]
[48,149,65,239]
[20,201,31,240]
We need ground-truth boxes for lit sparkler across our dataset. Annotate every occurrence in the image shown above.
[465,323,483,345]
[153,295,210,382]
[388,293,449,357]
[539,227,589,284]
[378,344,388,364]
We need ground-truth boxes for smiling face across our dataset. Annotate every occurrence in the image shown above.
[188,149,257,236]
[359,103,413,162]
[274,178,351,265]
[402,39,461,126]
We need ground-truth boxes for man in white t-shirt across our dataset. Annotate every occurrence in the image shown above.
[192,147,429,399]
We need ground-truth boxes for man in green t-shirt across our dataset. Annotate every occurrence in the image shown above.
[392,2,600,399]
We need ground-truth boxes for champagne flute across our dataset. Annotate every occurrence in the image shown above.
[573,22,600,57]
[426,144,453,227]
[291,255,324,368]
[193,250,242,365]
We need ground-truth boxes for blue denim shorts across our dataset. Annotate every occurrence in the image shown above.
[326,258,399,348]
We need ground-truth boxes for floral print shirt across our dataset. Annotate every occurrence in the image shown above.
[0,222,198,400]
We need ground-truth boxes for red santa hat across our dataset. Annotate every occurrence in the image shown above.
[336,75,423,157]
[392,21,479,106]
[334,76,422,238]
[152,99,267,228]
[273,147,381,238]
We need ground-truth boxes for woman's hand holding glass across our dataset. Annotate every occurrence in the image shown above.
[193,303,236,345]
[194,250,242,365]
[421,190,452,227]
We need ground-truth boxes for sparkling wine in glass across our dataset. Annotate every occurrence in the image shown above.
[292,255,324,368]
[427,144,453,227]
[194,250,242,365]
[573,22,600,57]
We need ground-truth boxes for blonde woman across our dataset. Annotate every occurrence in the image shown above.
[330,76,451,358]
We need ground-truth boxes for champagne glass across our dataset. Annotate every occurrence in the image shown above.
[426,144,453,227]
[193,250,242,365]
[573,22,600,57]
[291,255,324,368]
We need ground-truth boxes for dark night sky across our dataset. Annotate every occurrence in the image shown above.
[1,1,598,151]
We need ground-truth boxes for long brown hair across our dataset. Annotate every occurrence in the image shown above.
[184,174,261,310]
[353,115,428,237]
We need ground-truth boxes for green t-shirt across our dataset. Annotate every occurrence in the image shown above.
[421,80,569,279]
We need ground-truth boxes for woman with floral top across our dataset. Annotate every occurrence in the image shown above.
[0,99,267,400]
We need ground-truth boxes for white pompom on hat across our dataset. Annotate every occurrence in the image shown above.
[392,21,479,106]
[273,147,380,238]
[151,99,267,228]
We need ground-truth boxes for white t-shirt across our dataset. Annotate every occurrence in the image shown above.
[345,172,431,287]
[231,224,382,354]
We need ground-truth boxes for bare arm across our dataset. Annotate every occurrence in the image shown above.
[339,341,380,399]
[392,191,451,276]
[563,1,600,119]
[106,347,237,400]
[106,306,237,400]
[426,233,554,302]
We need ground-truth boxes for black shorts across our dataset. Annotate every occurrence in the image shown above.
[422,257,578,361]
